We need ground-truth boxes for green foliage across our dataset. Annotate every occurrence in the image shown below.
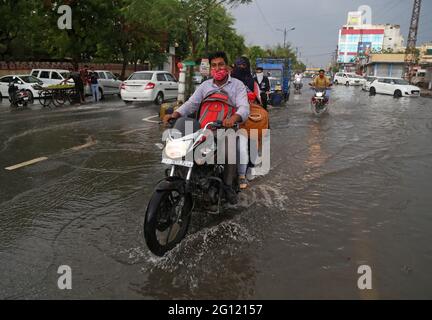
[246,44,306,72]
[0,0,308,77]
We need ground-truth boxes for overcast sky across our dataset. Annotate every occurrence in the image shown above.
[230,0,432,67]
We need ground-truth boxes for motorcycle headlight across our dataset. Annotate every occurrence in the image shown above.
[164,140,191,159]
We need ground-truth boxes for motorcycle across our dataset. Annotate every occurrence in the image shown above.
[8,81,29,109]
[310,87,330,115]
[144,118,239,256]
[293,79,303,94]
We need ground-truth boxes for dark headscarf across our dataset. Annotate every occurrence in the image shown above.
[231,56,255,92]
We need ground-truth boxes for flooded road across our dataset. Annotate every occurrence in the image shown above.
[0,87,431,299]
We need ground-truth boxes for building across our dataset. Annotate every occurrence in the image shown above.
[337,7,405,71]
[419,43,432,65]
[364,53,405,78]
[418,43,432,89]
[382,24,405,52]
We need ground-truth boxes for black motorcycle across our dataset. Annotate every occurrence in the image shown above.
[144,118,239,256]
[8,81,29,109]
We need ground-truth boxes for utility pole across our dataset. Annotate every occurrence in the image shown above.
[277,27,295,49]
[404,0,422,83]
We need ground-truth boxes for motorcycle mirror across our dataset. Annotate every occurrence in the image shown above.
[155,143,164,150]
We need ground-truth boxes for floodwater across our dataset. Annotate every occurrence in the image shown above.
[0,87,431,299]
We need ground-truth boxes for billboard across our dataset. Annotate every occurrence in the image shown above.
[347,11,362,26]
[358,42,372,58]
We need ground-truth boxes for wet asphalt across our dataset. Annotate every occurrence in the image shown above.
[0,86,431,299]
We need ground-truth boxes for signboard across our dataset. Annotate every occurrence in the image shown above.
[200,58,210,76]
[347,11,362,26]
[358,42,372,58]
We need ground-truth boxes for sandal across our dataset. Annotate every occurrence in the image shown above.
[239,176,248,190]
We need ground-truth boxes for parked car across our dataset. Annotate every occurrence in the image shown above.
[362,76,377,92]
[369,77,421,98]
[0,75,44,102]
[89,70,123,99]
[333,72,366,86]
[192,72,204,84]
[120,71,178,104]
[30,69,72,86]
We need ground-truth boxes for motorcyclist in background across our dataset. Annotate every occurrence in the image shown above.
[254,67,270,110]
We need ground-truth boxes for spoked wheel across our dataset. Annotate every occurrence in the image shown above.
[39,91,53,108]
[53,90,68,107]
[144,189,193,256]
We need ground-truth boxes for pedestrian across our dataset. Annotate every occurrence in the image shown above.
[62,67,85,104]
[254,67,271,110]
[88,67,99,103]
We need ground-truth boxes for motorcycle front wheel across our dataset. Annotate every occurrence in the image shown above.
[144,189,193,256]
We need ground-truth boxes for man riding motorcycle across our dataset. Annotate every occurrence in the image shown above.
[163,51,250,204]
[309,69,332,103]
[294,71,303,93]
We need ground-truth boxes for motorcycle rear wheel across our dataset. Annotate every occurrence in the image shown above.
[144,189,192,256]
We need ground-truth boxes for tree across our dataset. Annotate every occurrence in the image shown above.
[246,46,267,69]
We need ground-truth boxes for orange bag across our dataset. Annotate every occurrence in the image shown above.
[240,102,269,145]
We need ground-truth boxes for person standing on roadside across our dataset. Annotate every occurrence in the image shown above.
[88,67,99,103]
[62,67,85,104]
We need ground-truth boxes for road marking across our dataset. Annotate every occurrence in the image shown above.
[142,114,160,124]
[5,136,96,171]
[70,136,97,151]
[121,128,148,136]
[5,157,48,171]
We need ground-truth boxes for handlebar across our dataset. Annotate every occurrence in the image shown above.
[204,121,239,131]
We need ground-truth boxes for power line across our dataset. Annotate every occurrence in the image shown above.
[254,0,276,36]
[373,0,405,24]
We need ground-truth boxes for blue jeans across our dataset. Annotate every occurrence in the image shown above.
[91,84,99,102]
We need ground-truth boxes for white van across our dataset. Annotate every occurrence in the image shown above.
[31,69,72,86]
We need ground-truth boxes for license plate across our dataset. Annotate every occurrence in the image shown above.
[162,158,194,168]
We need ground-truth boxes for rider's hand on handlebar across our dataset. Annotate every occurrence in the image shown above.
[163,112,181,127]
[223,115,241,128]
[163,114,173,126]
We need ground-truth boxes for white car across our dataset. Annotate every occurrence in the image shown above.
[31,69,72,86]
[369,77,421,98]
[90,70,123,99]
[333,72,366,86]
[120,71,178,104]
[0,75,44,102]
[362,76,377,92]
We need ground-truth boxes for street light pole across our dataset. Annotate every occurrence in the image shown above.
[276,27,295,49]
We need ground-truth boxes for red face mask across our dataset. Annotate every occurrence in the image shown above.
[319,74,324,78]
[211,68,228,81]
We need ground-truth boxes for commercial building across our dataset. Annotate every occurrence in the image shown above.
[364,53,405,78]
[337,8,405,71]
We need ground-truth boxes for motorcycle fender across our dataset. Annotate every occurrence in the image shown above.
[155,177,186,193]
